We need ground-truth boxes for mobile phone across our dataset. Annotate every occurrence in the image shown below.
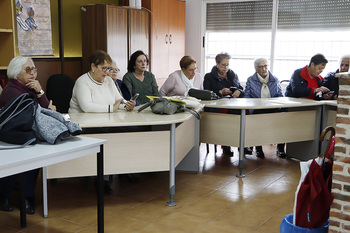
[131,93,139,101]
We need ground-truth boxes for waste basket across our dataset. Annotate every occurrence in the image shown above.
[280,214,329,233]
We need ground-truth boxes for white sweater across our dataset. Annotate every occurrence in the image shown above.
[69,72,122,113]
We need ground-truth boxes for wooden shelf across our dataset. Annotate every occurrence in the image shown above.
[0,29,13,33]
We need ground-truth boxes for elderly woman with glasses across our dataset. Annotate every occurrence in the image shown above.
[244,58,286,159]
[160,56,203,97]
[123,50,159,104]
[203,52,246,157]
[0,56,56,215]
[69,50,129,113]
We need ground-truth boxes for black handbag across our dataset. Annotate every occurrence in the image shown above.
[188,88,218,100]
[0,93,37,146]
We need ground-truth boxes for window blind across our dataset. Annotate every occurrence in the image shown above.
[278,0,350,30]
[206,0,350,31]
[206,1,273,31]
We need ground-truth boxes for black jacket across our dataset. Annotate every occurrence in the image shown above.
[203,66,244,98]
[321,69,339,96]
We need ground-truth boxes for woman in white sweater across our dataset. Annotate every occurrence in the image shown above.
[69,50,135,113]
[160,56,203,97]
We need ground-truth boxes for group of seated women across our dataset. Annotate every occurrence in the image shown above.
[0,49,347,214]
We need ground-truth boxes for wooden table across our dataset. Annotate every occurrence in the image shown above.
[0,136,106,232]
[200,97,337,177]
[45,107,201,207]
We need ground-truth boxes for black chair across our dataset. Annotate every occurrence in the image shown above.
[46,74,74,113]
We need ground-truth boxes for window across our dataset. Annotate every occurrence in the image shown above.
[205,0,350,82]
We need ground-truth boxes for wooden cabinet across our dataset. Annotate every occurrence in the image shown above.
[0,0,16,70]
[81,4,149,76]
[143,0,185,87]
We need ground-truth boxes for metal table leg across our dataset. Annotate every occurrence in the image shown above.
[97,145,104,233]
[166,123,177,206]
[236,109,246,178]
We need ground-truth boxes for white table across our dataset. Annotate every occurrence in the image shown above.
[201,97,337,177]
[46,107,201,206]
[0,136,106,232]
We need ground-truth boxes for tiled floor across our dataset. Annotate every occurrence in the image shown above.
[0,144,303,233]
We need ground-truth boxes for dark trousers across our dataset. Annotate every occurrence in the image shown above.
[0,169,39,198]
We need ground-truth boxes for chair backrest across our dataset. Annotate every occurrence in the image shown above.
[46,74,74,113]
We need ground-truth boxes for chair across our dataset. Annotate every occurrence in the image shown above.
[206,144,217,154]
[46,74,74,113]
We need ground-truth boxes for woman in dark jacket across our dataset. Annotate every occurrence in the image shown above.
[203,52,247,157]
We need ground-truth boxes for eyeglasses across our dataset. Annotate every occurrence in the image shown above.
[25,67,38,74]
[99,66,114,73]
[257,65,268,69]
[109,68,120,73]
[220,63,229,68]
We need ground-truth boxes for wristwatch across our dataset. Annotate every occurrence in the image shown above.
[37,89,44,97]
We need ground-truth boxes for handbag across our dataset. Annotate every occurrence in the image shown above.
[0,93,37,147]
[138,97,201,119]
[188,88,218,100]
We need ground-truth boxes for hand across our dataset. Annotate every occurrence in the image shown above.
[315,86,330,94]
[221,88,232,96]
[113,99,122,112]
[26,80,42,93]
[125,100,136,111]
[48,100,56,111]
[231,90,241,98]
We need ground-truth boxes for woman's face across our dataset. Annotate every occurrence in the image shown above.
[92,61,110,82]
[135,55,147,72]
[216,58,230,75]
[309,62,326,78]
[17,60,37,85]
[256,61,269,78]
[182,62,197,80]
[108,63,120,81]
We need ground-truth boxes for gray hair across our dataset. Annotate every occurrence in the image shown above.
[7,56,34,80]
[215,52,231,64]
[254,58,269,70]
[339,54,350,64]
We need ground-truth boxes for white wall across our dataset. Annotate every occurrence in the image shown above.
[185,0,205,75]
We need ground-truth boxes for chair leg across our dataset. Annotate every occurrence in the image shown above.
[214,144,217,153]
[206,143,209,154]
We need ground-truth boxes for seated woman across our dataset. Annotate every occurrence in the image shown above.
[0,56,56,214]
[285,53,332,99]
[245,58,286,159]
[123,50,159,104]
[203,52,248,157]
[160,56,203,96]
[69,50,133,113]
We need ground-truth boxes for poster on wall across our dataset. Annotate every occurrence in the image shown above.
[15,0,53,56]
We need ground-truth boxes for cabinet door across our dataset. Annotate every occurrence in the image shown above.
[149,0,171,82]
[168,0,185,75]
[107,6,128,77]
[0,0,15,69]
[129,9,149,58]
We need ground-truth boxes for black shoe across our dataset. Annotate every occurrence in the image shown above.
[244,147,253,154]
[256,150,265,159]
[104,181,113,194]
[222,146,234,157]
[25,198,35,215]
[277,150,287,158]
[0,196,13,212]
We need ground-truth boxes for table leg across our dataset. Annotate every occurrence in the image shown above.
[166,123,177,206]
[19,173,26,227]
[236,109,246,178]
[42,167,48,218]
[97,145,104,233]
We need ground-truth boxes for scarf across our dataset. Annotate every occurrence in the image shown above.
[257,73,271,98]
[181,70,194,96]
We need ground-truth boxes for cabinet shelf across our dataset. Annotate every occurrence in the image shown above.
[0,29,13,33]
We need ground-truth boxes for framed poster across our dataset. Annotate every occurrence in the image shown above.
[15,0,53,56]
